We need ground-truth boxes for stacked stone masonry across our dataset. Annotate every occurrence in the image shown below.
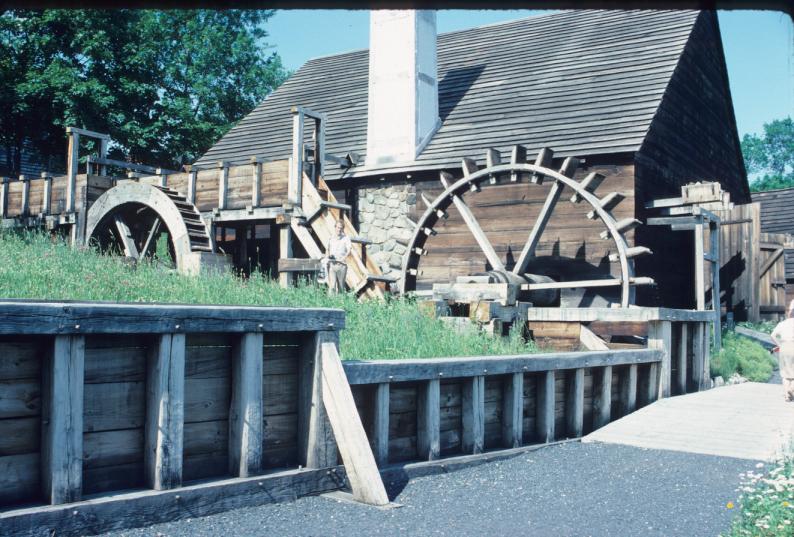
[357,182,417,284]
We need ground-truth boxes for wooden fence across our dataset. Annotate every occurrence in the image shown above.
[0,300,351,534]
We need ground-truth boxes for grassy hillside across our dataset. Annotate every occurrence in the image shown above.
[0,231,538,360]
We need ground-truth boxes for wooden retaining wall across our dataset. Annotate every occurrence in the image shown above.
[344,350,662,465]
[0,301,344,522]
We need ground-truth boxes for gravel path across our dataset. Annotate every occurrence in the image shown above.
[100,442,757,537]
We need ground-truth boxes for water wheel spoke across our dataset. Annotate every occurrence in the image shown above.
[140,217,162,259]
[451,194,504,272]
[512,181,563,275]
[113,214,140,259]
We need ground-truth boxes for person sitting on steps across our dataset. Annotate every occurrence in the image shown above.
[325,219,351,295]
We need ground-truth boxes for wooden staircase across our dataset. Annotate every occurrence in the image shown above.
[295,174,391,300]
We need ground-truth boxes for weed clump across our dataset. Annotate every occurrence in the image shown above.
[711,331,777,382]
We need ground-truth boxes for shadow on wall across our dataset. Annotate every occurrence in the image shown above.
[438,65,486,122]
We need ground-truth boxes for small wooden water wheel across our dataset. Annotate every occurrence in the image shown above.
[400,146,654,308]
[85,181,213,271]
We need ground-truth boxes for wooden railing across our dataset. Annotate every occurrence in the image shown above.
[344,348,663,465]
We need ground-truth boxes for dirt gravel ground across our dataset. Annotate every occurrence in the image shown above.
[99,442,758,537]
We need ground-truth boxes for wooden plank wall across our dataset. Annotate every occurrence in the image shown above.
[139,160,290,213]
[0,337,44,506]
[759,232,787,320]
[409,160,635,307]
[715,203,761,322]
[0,330,319,510]
[83,336,148,495]
[2,175,111,218]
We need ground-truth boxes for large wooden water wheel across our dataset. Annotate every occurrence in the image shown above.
[400,146,654,308]
[85,181,213,271]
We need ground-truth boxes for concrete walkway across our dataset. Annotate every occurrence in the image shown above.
[583,382,794,461]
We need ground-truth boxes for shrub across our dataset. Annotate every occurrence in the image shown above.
[712,331,777,382]
[0,230,539,360]
[723,453,794,536]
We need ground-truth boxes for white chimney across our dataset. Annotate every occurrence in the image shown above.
[366,10,441,167]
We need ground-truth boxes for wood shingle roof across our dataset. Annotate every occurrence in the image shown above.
[196,9,701,179]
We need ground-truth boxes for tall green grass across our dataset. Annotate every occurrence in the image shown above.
[711,330,777,382]
[0,230,538,360]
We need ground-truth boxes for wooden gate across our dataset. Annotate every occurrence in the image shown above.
[759,232,788,320]
[715,203,760,322]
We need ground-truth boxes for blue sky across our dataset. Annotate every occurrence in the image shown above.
[266,9,793,140]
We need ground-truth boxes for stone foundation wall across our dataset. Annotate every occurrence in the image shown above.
[357,183,417,283]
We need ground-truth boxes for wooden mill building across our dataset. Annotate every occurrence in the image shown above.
[752,187,794,310]
[195,9,749,308]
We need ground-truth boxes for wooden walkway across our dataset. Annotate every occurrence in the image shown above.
[583,382,794,461]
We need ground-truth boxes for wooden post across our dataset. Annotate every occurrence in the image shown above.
[694,217,706,310]
[279,224,293,288]
[620,364,638,416]
[156,168,167,188]
[41,335,85,504]
[647,320,672,399]
[289,109,305,206]
[372,382,390,466]
[251,158,262,208]
[187,169,197,205]
[566,368,584,438]
[676,323,688,395]
[19,175,30,216]
[319,341,389,506]
[298,331,338,469]
[217,161,228,210]
[313,112,326,183]
[710,220,722,351]
[502,372,523,448]
[417,379,440,460]
[41,172,52,216]
[229,332,263,478]
[0,177,9,218]
[99,138,109,176]
[691,321,705,391]
[537,370,555,443]
[592,365,612,429]
[66,129,79,213]
[145,333,185,491]
[644,362,659,406]
[462,376,485,454]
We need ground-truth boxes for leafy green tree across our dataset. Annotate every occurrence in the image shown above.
[0,10,288,173]
[742,117,794,192]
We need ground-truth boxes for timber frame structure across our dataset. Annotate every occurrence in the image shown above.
[0,111,388,299]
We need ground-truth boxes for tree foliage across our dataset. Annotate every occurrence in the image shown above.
[742,117,794,192]
[0,10,288,172]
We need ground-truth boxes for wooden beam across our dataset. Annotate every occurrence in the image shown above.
[620,364,638,416]
[289,111,305,205]
[19,175,30,216]
[502,373,523,448]
[66,126,111,140]
[251,159,262,208]
[566,368,584,438]
[298,331,338,469]
[592,365,612,429]
[139,218,161,259]
[41,335,84,504]
[676,323,688,395]
[217,162,229,210]
[710,221,722,351]
[66,131,79,213]
[1,177,10,218]
[537,370,555,442]
[694,220,706,310]
[342,349,662,385]
[145,333,185,490]
[320,341,389,506]
[462,376,485,454]
[187,170,197,205]
[229,332,263,478]
[0,301,345,334]
[279,224,293,288]
[647,321,672,399]
[447,192,504,271]
[417,379,440,461]
[579,324,610,351]
[41,173,52,216]
[113,214,140,259]
[513,179,564,275]
[372,383,390,466]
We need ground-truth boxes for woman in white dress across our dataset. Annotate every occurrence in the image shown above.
[770,300,794,402]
